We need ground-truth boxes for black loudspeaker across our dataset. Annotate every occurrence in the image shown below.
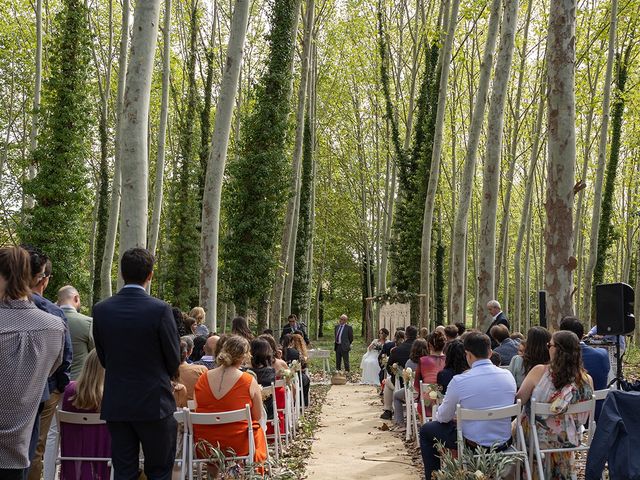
[596,283,635,335]
[538,291,547,328]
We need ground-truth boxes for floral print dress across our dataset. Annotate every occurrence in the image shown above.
[522,367,593,479]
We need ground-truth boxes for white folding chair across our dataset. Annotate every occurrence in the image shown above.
[529,395,596,480]
[297,369,306,418]
[419,380,440,423]
[456,399,532,480]
[187,400,196,411]
[394,366,404,391]
[307,349,331,382]
[186,404,255,480]
[262,384,281,461]
[173,408,189,480]
[55,410,114,480]
[594,388,610,401]
[403,385,420,442]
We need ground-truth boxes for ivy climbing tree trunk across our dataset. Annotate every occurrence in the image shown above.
[449,0,501,325]
[148,0,172,257]
[583,0,618,321]
[200,0,251,331]
[100,0,130,298]
[544,0,578,328]
[476,0,519,332]
[118,0,162,255]
[420,0,460,327]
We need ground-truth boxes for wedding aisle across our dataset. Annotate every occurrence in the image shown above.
[306,384,420,479]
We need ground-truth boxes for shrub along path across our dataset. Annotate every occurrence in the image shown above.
[306,383,419,479]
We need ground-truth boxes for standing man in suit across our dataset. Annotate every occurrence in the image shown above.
[334,314,354,371]
[485,300,509,348]
[280,314,310,345]
[93,248,180,480]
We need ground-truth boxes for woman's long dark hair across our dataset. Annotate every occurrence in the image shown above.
[231,316,254,341]
[549,330,587,390]
[410,339,430,363]
[250,338,273,369]
[523,326,551,375]
[444,339,468,375]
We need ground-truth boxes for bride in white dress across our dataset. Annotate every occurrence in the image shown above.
[360,329,389,385]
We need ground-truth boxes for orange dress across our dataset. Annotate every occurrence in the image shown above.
[193,371,267,463]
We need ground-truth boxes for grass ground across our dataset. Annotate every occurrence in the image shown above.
[305,336,368,376]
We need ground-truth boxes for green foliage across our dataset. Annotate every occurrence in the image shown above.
[222,0,300,311]
[592,47,632,309]
[19,0,93,295]
[291,112,314,318]
[433,440,526,479]
[163,0,202,309]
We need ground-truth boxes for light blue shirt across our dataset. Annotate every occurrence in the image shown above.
[435,358,516,446]
[122,284,147,291]
[588,326,626,352]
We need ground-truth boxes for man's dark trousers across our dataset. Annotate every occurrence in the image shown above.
[107,415,177,480]
[419,420,457,479]
[336,345,350,371]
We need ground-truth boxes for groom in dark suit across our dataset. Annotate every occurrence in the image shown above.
[93,248,180,480]
[485,300,509,348]
[334,314,354,371]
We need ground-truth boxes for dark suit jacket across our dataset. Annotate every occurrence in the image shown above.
[581,342,610,419]
[334,323,353,351]
[486,311,509,348]
[280,323,310,345]
[386,339,415,385]
[92,287,180,422]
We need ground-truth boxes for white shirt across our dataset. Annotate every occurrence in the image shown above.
[435,358,516,446]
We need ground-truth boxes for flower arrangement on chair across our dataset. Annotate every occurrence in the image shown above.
[422,383,443,408]
[402,367,416,392]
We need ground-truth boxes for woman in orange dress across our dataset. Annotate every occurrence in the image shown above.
[193,335,267,470]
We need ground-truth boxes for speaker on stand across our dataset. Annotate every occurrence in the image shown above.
[595,282,635,388]
[538,291,547,328]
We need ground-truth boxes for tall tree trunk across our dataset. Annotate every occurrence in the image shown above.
[25,0,43,209]
[200,0,251,331]
[100,0,130,299]
[449,0,501,325]
[148,0,172,257]
[419,0,461,327]
[476,0,519,331]
[118,0,162,254]
[271,0,314,325]
[544,0,578,329]
[592,47,631,314]
[583,0,618,321]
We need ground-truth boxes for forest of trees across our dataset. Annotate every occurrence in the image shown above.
[1,0,638,340]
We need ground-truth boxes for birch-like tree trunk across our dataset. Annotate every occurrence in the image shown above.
[544,0,578,328]
[25,0,43,209]
[200,0,251,330]
[100,0,130,299]
[271,0,314,324]
[148,0,172,256]
[582,0,617,322]
[449,0,501,325]
[476,0,519,331]
[419,0,460,327]
[118,0,162,255]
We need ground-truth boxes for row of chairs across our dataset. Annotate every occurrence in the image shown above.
[394,366,608,479]
[54,369,309,480]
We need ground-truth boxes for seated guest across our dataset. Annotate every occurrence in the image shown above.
[189,335,207,362]
[419,332,516,479]
[419,327,429,340]
[231,316,254,341]
[491,324,519,366]
[454,322,466,336]
[381,326,416,420]
[517,331,593,478]
[181,335,194,363]
[263,329,274,336]
[60,350,111,480]
[178,340,208,400]
[213,334,229,360]
[193,336,267,469]
[510,332,524,343]
[249,338,280,421]
[172,307,188,337]
[194,335,219,369]
[443,325,459,343]
[436,339,468,394]
[415,330,447,391]
[258,334,288,372]
[560,316,609,418]
[189,307,209,336]
[282,333,311,406]
[490,351,502,366]
[182,316,197,336]
[508,326,550,389]
[392,339,429,429]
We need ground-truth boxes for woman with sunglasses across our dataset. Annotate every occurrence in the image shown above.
[516,330,594,479]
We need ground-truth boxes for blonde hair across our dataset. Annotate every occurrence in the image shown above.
[290,333,308,359]
[190,307,206,325]
[217,335,250,367]
[71,350,105,411]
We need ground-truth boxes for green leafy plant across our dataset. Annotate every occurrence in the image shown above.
[432,440,526,480]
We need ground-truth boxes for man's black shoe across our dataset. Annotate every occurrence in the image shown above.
[380,410,392,420]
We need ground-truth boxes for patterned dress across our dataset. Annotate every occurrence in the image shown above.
[523,367,593,479]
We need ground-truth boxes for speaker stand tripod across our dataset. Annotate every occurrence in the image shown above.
[607,335,624,389]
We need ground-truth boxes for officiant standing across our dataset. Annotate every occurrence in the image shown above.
[334,314,354,371]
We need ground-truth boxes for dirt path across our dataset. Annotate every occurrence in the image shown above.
[306,384,420,479]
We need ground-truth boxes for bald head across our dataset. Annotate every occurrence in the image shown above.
[204,335,220,355]
[57,285,80,310]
